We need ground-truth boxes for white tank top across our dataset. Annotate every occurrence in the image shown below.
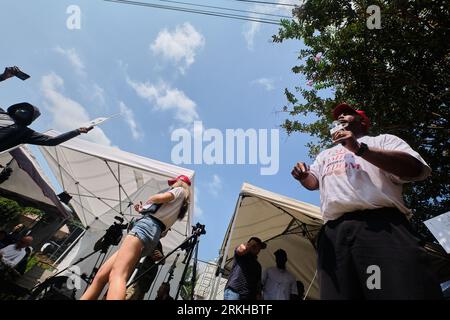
[151,187,186,228]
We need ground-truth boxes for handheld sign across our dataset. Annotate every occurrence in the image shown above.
[86,113,121,127]
[424,211,450,254]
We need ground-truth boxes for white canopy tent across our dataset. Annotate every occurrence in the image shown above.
[0,146,69,218]
[213,183,323,300]
[38,131,195,298]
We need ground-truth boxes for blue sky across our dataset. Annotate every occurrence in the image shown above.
[0,0,327,262]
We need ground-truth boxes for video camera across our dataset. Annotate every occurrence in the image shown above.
[192,223,206,236]
[179,223,206,252]
[94,216,128,251]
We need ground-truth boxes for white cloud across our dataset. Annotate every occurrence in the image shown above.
[194,191,203,217]
[243,19,262,50]
[252,78,275,91]
[78,83,107,109]
[243,0,298,50]
[92,84,106,105]
[208,174,222,197]
[40,72,112,146]
[119,101,144,140]
[54,46,85,76]
[150,22,205,74]
[127,77,199,124]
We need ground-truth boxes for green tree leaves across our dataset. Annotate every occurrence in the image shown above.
[275,0,449,238]
[0,197,46,228]
[0,197,23,226]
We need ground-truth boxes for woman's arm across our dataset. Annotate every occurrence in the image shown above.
[24,127,93,146]
[146,191,175,204]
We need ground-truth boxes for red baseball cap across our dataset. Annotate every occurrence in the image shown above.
[168,175,191,186]
[332,103,370,131]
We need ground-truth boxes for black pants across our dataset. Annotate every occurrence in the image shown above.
[317,208,443,300]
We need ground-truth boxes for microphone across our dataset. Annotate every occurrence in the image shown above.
[330,121,347,146]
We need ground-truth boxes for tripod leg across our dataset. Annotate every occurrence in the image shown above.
[29,249,102,294]
[126,233,198,289]
[191,240,199,300]
[176,237,197,300]
[86,251,106,285]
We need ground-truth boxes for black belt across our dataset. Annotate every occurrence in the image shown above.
[325,207,408,227]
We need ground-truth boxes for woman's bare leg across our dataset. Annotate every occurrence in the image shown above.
[106,235,143,300]
[80,251,119,300]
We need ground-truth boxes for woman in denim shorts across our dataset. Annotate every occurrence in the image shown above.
[81,175,191,300]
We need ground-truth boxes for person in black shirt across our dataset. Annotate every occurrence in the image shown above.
[224,237,266,300]
[0,230,7,249]
[0,102,92,153]
[155,282,174,301]
[2,224,26,247]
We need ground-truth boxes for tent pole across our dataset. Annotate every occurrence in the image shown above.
[210,263,222,299]
[118,163,122,215]
[46,217,69,261]
[54,148,66,190]
[105,161,133,203]
[304,268,317,300]
[53,228,87,266]
[268,202,320,249]
[75,182,89,226]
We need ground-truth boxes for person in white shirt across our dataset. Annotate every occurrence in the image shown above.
[81,175,191,300]
[262,249,297,300]
[291,102,442,299]
[0,236,33,268]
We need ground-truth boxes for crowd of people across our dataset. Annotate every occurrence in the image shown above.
[0,224,34,280]
[224,237,303,300]
[0,65,444,300]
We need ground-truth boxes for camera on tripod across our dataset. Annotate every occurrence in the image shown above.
[94,216,128,252]
[192,223,206,236]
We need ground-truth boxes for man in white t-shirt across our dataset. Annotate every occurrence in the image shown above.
[262,249,297,300]
[291,102,442,300]
[0,236,33,268]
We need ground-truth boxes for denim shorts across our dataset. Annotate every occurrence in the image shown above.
[223,288,240,300]
[129,216,162,257]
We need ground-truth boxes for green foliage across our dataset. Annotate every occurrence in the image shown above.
[25,253,56,274]
[274,0,449,237]
[67,216,84,229]
[0,197,23,227]
[0,196,48,228]
[23,207,45,218]
[180,265,199,300]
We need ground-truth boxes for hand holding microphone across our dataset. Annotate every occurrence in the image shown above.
[331,121,360,153]
[330,120,348,146]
